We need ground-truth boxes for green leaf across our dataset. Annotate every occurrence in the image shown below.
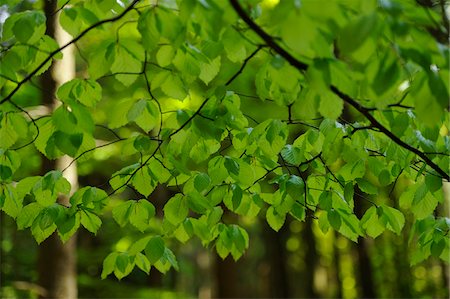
[338,13,378,54]
[17,203,43,230]
[164,194,188,225]
[290,202,306,221]
[111,42,143,86]
[138,8,160,51]
[318,191,332,211]
[372,53,401,96]
[174,218,194,243]
[378,205,405,235]
[129,199,156,232]
[281,145,303,165]
[5,11,46,44]
[224,156,240,176]
[266,206,286,232]
[56,211,81,242]
[0,165,12,181]
[132,166,157,197]
[0,113,27,149]
[356,178,378,195]
[199,57,221,85]
[286,175,305,200]
[135,252,151,274]
[319,91,343,120]
[194,173,211,193]
[130,100,159,132]
[112,200,134,227]
[216,227,232,259]
[425,174,442,193]
[127,99,148,122]
[411,184,439,219]
[318,212,330,233]
[33,171,71,207]
[0,150,21,181]
[59,7,99,37]
[344,183,354,203]
[229,184,243,211]
[328,209,342,230]
[52,105,80,134]
[116,253,131,273]
[430,239,445,258]
[145,236,165,264]
[337,211,361,242]
[360,206,384,238]
[80,210,102,234]
[156,45,175,67]
[1,184,21,218]
[101,252,118,279]
[70,186,107,211]
[187,192,211,214]
[208,156,228,185]
[162,247,179,271]
[161,73,187,100]
[53,131,83,157]
[57,79,102,107]
[109,163,139,193]
[31,210,57,244]
[378,169,392,186]
[229,225,249,261]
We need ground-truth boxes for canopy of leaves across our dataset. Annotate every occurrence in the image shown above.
[0,0,449,279]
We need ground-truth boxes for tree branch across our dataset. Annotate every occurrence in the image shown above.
[0,0,140,105]
[229,0,449,181]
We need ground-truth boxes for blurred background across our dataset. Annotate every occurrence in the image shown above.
[1,199,449,298]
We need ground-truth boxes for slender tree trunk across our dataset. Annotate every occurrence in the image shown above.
[214,208,241,298]
[333,232,343,299]
[37,1,78,298]
[262,220,290,298]
[354,187,376,298]
[215,255,241,298]
[302,217,318,298]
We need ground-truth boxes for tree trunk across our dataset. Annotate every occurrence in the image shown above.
[354,187,376,298]
[262,220,290,298]
[302,217,318,298]
[37,1,78,298]
[333,232,343,299]
[215,255,241,298]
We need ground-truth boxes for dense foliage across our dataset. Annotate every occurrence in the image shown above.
[0,0,449,281]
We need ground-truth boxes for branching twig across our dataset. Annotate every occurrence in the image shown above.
[244,165,281,191]
[9,102,40,151]
[225,45,263,86]
[0,0,140,105]
[229,0,449,181]
[62,139,126,173]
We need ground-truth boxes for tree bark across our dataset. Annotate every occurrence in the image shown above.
[215,255,241,298]
[262,220,290,298]
[354,187,376,298]
[333,232,343,299]
[37,1,78,298]
[302,217,318,298]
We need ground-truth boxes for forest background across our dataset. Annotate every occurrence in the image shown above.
[0,0,449,298]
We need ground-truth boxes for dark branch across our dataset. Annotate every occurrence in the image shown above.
[229,0,450,181]
[0,0,140,105]
[62,139,126,173]
[225,45,263,86]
